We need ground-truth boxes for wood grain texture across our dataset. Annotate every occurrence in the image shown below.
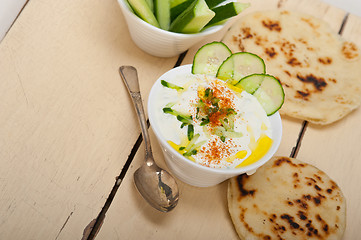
[97,0,360,239]
[1,0,360,238]
[0,0,178,239]
[97,129,240,239]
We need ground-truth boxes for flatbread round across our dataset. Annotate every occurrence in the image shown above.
[228,156,346,240]
[223,10,361,125]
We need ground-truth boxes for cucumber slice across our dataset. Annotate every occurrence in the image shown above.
[169,0,215,33]
[144,0,154,12]
[127,0,160,28]
[234,73,265,94]
[192,41,232,76]
[170,0,195,22]
[161,80,184,90]
[170,0,188,8]
[205,0,225,9]
[215,55,233,81]
[205,2,250,27]
[216,52,265,83]
[154,0,171,30]
[252,74,285,116]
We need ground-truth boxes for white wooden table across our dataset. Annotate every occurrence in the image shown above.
[0,0,361,239]
[1,0,361,42]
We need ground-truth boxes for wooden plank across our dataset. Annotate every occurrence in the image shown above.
[296,13,361,240]
[97,129,241,239]
[0,0,178,239]
[97,0,351,239]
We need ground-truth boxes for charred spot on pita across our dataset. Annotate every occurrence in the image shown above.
[296,90,310,100]
[287,57,302,66]
[300,17,319,30]
[303,194,311,201]
[296,74,327,91]
[237,174,257,197]
[295,198,308,210]
[342,41,359,60]
[313,196,321,205]
[265,47,277,58]
[262,19,282,32]
[241,27,253,39]
[318,57,332,65]
[281,214,300,229]
[283,71,291,77]
[314,184,321,191]
[297,211,307,221]
[273,157,306,168]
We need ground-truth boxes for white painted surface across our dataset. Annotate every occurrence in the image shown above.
[324,0,361,17]
[0,0,27,41]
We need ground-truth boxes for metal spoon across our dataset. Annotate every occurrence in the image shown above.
[119,66,179,212]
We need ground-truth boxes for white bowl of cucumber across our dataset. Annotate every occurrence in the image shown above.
[148,42,283,187]
[118,0,249,57]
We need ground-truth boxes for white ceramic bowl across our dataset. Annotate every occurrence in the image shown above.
[117,0,229,57]
[148,65,282,187]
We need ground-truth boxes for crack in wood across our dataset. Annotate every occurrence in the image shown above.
[338,13,350,35]
[290,121,308,158]
[55,211,73,240]
[174,51,188,68]
[84,135,142,240]
[85,53,187,239]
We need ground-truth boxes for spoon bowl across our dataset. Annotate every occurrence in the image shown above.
[119,66,179,212]
[134,160,179,212]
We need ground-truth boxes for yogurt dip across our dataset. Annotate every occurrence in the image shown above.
[152,68,273,169]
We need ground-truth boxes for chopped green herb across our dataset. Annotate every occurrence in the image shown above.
[183,149,197,157]
[187,124,194,141]
[211,97,220,106]
[179,146,185,150]
[163,107,192,125]
[220,118,231,131]
[211,126,225,138]
[193,140,206,149]
[165,102,176,108]
[211,105,219,113]
[161,80,184,90]
[205,88,212,97]
[227,108,236,115]
[184,133,200,152]
[177,115,192,124]
[220,136,226,142]
[225,131,243,138]
[162,107,174,114]
[200,116,210,126]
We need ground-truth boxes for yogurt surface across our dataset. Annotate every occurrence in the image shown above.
[152,68,273,169]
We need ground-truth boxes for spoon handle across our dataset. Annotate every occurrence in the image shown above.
[119,66,152,160]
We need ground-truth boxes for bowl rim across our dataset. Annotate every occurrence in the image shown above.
[148,64,283,175]
[117,0,226,38]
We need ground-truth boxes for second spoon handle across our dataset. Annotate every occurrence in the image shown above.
[119,66,152,159]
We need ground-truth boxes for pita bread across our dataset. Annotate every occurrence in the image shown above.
[223,10,361,125]
[227,156,346,240]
